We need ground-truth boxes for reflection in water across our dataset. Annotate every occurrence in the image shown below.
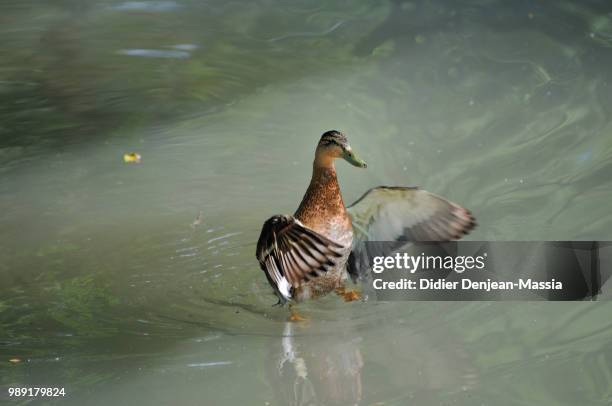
[111,1,181,12]
[270,322,364,406]
[117,49,192,59]
[266,313,479,406]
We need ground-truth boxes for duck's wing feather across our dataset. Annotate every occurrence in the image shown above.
[256,215,345,302]
[346,186,476,279]
[348,186,476,242]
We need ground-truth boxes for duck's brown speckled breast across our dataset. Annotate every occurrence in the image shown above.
[292,166,353,301]
[294,167,352,240]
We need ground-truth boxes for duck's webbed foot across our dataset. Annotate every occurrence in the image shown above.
[288,304,308,322]
[335,286,362,302]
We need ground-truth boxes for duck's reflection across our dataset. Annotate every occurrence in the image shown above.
[266,313,478,406]
[269,322,364,406]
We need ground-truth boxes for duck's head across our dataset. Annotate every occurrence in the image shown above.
[315,130,367,169]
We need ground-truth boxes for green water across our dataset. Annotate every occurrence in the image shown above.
[2,0,612,404]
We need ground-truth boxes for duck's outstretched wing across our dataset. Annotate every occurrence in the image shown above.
[346,186,476,279]
[348,186,476,242]
[256,215,345,303]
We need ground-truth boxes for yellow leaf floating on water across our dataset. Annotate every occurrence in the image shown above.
[123,152,142,163]
[8,358,21,364]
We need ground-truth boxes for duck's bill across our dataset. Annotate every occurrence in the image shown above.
[343,148,367,168]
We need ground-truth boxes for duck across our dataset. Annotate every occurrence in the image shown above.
[256,130,475,305]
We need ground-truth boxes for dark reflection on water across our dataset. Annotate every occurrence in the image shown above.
[1,0,612,404]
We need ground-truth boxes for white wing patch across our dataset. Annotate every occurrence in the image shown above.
[278,276,292,300]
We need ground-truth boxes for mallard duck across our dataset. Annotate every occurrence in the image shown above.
[256,130,475,304]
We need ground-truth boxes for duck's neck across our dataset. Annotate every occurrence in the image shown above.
[294,160,347,227]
